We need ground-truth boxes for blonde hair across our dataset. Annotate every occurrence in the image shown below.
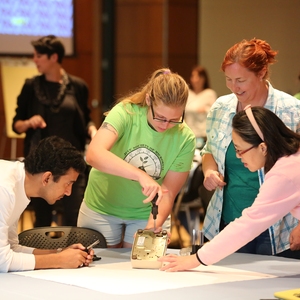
[119,68,189,108]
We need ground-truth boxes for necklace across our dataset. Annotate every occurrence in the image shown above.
[33,70,69,113]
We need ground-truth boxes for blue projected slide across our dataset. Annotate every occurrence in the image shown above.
[0,0,74,55]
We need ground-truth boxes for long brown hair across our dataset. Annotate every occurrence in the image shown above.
[118,68,189,108]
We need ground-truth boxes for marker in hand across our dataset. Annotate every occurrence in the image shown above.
[83,239,102,262]
[84,239,100,253]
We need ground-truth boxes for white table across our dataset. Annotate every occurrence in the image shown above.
[1,248,299,300]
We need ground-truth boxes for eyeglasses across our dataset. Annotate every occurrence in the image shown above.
[234,145,256,156]
[150,99,185,125]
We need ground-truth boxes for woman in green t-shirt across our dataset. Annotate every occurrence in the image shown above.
[78,68,196,248]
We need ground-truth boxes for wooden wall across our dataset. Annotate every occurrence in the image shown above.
[115,0,198,98]
[199,0,300,97]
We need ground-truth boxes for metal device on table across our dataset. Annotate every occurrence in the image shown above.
[131,193,168,269]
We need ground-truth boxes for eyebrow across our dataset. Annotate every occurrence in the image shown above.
[66,180,76,185]
[225,75,245,80]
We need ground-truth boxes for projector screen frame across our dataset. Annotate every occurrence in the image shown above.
[0,0,75,57]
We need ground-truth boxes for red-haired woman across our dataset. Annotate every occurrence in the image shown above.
[200,38,300,259]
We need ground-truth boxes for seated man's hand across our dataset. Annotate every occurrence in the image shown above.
[59,244,94,267]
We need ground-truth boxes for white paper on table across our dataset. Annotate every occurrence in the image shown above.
[12,261,276,295]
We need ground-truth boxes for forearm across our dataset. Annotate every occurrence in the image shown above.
[14,115,46,132]
[33,248,57,255]
[202,153,218,175]
[86,124,147,181]
[34,246,92,270]
[86,147,146,182]
[13,119,31,134]
[34,253,61,269]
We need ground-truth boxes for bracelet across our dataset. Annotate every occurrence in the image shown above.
[56,248,63,253]
[195,251,207,266]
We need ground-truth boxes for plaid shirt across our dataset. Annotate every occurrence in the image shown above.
[201,82,300,254]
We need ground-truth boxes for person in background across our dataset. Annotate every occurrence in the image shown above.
[159,106,300,271]
[178,65,217,230]
[201,38,300,258]
[77,68,195,248]
[12,35,97,227]
[0,136,94,273]
[185,65,217,148]
[294,72,300,100]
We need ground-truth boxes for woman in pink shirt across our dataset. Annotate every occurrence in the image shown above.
[159,105,300,271]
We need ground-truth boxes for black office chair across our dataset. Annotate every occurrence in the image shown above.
[18,226,107,249]
[172,162,213,248]
[172,178,202,248]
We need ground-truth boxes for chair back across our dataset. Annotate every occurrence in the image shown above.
[18,226,107,249]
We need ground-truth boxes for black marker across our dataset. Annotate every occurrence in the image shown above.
[84,239,102,262]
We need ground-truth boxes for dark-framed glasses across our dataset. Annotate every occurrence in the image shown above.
[150,99,185,125]
[234,145,256,156]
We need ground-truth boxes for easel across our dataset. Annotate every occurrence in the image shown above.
[0,58,38,159]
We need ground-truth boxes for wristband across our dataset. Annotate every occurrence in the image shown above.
[195,251,207,266]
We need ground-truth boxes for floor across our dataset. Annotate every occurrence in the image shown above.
[18,208,200,249]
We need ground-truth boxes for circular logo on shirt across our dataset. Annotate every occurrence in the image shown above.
[124,147,162,180]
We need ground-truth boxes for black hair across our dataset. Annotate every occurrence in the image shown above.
[24,136,86,182]
[232,106,300,173]
[31,35,65,64]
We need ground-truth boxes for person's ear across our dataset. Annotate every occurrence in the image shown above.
[50,53,58,63]
[42,172,52,186]
[258,68,267,81]
[145,93,150,106]
[260,142,267,156]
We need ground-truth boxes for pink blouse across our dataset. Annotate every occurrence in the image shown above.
[198,150,300,265]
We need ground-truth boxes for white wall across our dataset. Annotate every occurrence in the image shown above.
[199,0,300,97]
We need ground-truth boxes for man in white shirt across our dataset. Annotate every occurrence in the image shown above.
[0,136,94,272]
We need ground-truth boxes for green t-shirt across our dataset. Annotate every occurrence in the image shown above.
[222,141,260,223]
[294,92,300,100]
[84,102,195,220]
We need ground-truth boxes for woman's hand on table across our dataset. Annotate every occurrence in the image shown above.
[158,253,201,272]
